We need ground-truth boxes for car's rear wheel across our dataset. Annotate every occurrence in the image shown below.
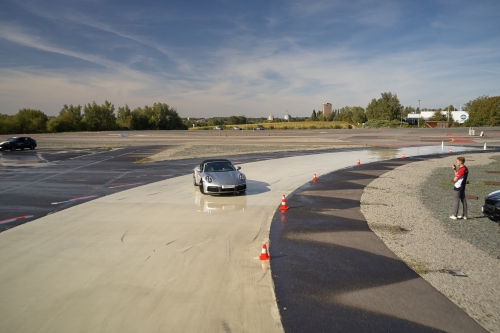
[10,146,15,152]
[30,145,35,150]
[20,147,24,150]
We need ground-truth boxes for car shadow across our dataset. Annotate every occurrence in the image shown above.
[245,179,271,196]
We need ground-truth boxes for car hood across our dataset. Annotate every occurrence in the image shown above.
[0,141,10,146]
[206,171,242,185]
[486,190,500,201]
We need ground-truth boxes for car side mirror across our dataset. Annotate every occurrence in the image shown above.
[195,166,201,172]
[237,166,241,170]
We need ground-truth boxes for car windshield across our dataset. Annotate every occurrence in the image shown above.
[7,138,17,142]
[204,161,235,172]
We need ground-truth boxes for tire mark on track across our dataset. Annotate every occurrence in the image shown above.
[121,229,130,243]
[0,148,144,194]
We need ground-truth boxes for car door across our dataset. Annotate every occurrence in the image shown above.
[22,137,29,149]
[195,163,204,184]
[15,138,23,149]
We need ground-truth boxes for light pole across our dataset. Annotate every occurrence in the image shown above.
[418,100,420,128]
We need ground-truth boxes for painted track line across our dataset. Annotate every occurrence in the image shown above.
[0,215,34,224]
[109,182,145,189]
[51,195,98,205]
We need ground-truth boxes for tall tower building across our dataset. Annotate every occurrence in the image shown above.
[322,103,332,118]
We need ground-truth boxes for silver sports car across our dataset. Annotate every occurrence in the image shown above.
[193,159,246,195]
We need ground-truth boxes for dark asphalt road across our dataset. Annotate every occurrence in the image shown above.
[270,156,487,333]
[0,146,353,232]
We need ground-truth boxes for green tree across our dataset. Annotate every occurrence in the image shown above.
[55,104,82,132]
[15,109,48,133]
[366,92,403,121]
[403,106,416,117]
[83,101,116,131]
[351,106,367,124]
[130,107,150,130]
[153,103,186,130]
[465,95,500,126]
[429,110,447,121]
[117,105,132,129]
[335,106,353,123]
[207,118,224,127]
[310,109,317,121]
[0,114,20,134]
[227,116,247,125]
[316,110,324,121]
[463,95,489,111]
[326,112,335,121]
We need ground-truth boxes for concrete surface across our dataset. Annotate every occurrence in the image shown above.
[0,146,478,332]
[0,146,336,232]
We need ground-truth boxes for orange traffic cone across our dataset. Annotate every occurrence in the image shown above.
[279,194,289,211]
[449,148,453,154]
[402,153,405,159]
[312,173,317,182]
[260,244,270,260]
[357,159,361,166]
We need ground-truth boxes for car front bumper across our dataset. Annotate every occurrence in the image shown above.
[206,184,246,194]
[482,204,500,222]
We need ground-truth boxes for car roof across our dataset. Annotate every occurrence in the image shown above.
[201,159,231,164]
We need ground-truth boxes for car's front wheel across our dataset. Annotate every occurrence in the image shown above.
[10,146,15,152]
[199,181,205,194]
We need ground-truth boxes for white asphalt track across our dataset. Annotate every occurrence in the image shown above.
[0,146,473,333]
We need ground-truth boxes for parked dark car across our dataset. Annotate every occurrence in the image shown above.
[253,126,265,130]
[0,137,37,151]
[482,190,500,222]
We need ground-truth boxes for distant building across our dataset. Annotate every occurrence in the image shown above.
[268,114,274,121]
[322,103,332,118]
[284,114,290,121]
[405,111,469,124]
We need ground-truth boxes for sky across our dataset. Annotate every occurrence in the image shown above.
[0,0,499,118]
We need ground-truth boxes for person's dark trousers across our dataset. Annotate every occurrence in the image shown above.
[454,190,467,217]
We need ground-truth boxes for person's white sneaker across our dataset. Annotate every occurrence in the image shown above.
[450,215,458,220]
[463,216,468,220]
[457,216,468,220]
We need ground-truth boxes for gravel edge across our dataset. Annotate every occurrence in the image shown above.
[361,153,500,333]
[142,144,365,162]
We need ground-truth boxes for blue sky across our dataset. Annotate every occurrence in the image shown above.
[1,0,499,117]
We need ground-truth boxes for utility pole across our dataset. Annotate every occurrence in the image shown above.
[418,100,420,128]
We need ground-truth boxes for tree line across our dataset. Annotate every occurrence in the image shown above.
[308,93,499,127]
[0,101,187,134]
[1,94,498,134]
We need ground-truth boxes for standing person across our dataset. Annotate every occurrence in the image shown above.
[450,156,468,220]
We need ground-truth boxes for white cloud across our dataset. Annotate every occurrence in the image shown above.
[1,1,499,117]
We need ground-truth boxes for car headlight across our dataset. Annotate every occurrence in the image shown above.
[239,174,246,180]
[205,176,213,183]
